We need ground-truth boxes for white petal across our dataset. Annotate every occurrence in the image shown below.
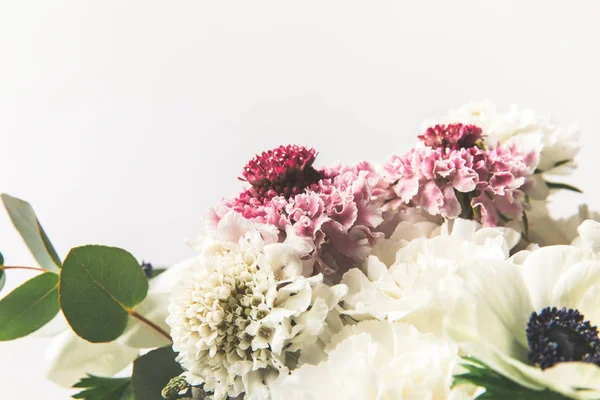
[45,331,139,387]
[452,261,532,359]
[578,220,600,253]
[542,362,600,399]
[551,260,600,311]
[117,292,171,348]
[150,257,196,294]
[521,246,595,310]
[30,311,69,338]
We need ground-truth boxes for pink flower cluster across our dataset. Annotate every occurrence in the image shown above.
[383,124,537,226]
[209,146,386,279]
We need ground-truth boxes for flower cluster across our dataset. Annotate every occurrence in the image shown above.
[167,216,347,399]
[12,101,598,400]
[209,147,386,280]
[383,123,537,227]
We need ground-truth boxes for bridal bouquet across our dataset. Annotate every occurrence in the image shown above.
[3,101,600,400]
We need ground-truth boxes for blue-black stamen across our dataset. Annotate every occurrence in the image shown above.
[140,261,153,278]
[526,306,600,369]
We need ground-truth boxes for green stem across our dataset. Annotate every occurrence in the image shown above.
[129,309,172,342]
[1,265,45,272]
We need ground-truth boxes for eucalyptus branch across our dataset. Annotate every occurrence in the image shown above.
[129,309,172,342]
[1,265,46,272]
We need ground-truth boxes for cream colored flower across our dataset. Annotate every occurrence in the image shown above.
[271,320,465,400]
[341,219,518,336]
[444,236,600,399]
[167,226,347,400]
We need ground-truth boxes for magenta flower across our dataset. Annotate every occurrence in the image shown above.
[418,123,484,150]
[241,144,323,200]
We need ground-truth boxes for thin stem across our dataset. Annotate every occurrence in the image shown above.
[1,265,46,272]
[129,309,172,342]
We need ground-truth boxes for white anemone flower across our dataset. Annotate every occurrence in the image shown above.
[38,257,194,387]
[167,217,347,400]
[341,219,519,336]
[271,320,469,400]
[444,224,600,399]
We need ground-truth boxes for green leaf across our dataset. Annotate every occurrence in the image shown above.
[132,346,184,400]
[545,181,583,194]
[72,375,133,400]
[1,194,61,272]
[150,268,166,278]
[535,159,574,174]
[60,245,149,343]
[453,358,570,400]
[0,272,60,341]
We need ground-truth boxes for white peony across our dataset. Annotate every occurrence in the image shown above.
[444,227,600,399]
[167,214,347,400]
[341,219,519,336]
[271,320,467,400]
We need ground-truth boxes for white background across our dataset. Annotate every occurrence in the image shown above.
[1,1,599,398]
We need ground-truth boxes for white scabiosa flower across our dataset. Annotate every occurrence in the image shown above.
[341,218,519,336]
[167,222,347,400]
[270,320,466,400]
[444,229,600,399]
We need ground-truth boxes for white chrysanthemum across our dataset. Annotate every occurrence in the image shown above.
[444,225,600,399]
[341,219,519,336]
[436,101,580,174]
[271,320,467,400]
[167,221,347,400]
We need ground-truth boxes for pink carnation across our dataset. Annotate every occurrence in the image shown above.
[384,125,536,227]
[471,142,537,226]
[208,145,385,280]
[384,147,480,218]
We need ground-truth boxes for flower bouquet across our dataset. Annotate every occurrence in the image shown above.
[2,101,600,400]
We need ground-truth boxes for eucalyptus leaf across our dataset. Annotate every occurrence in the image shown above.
[132,346,184,400]
[73,375,133,400]
[1,194,61,271]
[60,245,149,343]
[0,272,60,341]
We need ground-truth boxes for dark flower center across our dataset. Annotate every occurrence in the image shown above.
[526,306,600,369]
